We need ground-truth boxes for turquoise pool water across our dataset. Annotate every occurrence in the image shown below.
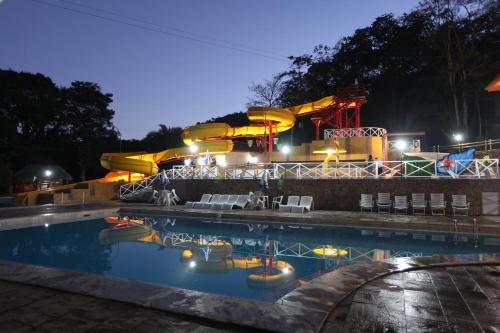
[0,215,499,301]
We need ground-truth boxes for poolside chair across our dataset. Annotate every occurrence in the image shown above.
[452,194,470,216]
[291,196,314,213]
[185,194,211,208]
[359,194,374,212]
[279,196,300,213]
[411,193,426,215]
[214,194,238,210]
[222,195,249,210]
[376,193,392,213]
[430,193,446,216]
[170,189,181,206]
[207,194,229,209]
[194,194,220,209]
[272,196,283,210]
[393,196,409,214]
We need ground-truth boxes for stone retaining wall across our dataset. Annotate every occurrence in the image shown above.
[170,178,500,216]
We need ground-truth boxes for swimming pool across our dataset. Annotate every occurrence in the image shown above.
[1,214,499,301]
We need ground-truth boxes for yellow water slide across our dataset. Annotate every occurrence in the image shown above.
[100,96,336,175]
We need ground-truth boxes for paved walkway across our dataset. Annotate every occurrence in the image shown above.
[0,280,236,333]
[325,264,500,332]
[1,264,498,332]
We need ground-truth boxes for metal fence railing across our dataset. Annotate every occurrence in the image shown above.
[119,159,498,199]
[167,159,498,180]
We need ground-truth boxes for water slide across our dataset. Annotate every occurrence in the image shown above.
[100,96,337,175]
[15,96,337,204]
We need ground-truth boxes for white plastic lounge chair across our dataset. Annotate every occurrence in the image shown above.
[411,193,426,215]
[214,194,237,210]
[376,193,391,213]
[272,196,283,210]
[291,196,314,213]
[222,195,249,210]
[194,194,220,209]
[279,196,300,213]
[185,194,211,208]
[170,189,181,205]
[360,194,373,212]
[430,193,446,216]
[452,194,470,216]
[393,195,408,214]
[207,194,229,209]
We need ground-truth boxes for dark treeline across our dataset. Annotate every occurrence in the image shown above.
[247,0,500,146]
[1,0,498,191]
[0,69,183,190]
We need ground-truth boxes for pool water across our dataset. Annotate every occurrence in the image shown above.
[1,215,499,301]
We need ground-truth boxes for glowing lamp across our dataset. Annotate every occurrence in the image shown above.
[453,133,463,142]
[184,159,192,166]
[189,261,196,268]
[189,145,199,153]
[44,170,52,177]
[282,267,290,274]
[280,145,290,155]
[395,140,408,151]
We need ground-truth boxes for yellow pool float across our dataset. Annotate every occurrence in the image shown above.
[312,246,348,257]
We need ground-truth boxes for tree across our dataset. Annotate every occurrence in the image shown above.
[60,81,118,180]
[141,125,183,152]
[247,74,285,107]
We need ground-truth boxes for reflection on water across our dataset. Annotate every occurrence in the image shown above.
[0,214,499,301]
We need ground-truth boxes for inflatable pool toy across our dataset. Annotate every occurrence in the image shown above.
[98,224,159,245]
[246,259,295,288]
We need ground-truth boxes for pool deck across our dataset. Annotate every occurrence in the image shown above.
[0,202,499,332]
[1,201,499,235]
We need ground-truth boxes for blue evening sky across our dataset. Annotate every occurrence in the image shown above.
[0,0,420,139]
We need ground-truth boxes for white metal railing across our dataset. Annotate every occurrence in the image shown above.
[324,127,387,139]
[166,159,498,180]
[119,169,173,199]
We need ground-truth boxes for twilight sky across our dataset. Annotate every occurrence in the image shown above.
[1,0,420,139]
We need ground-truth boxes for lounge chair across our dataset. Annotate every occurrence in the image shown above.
[214,194,238,210]
[222,195,249,210]
[393,195,408,214]
[430,193,446,216]
[291,196,314,213]
[272,196,283,210]
[452,194,470,216]
[185,194,211,208]
[360,194,374,212]
[207,194,229,209]
[411,193,426,215]
[279,196,300,212]
[194,194,220,209]
[376,193,391,213]
[170,189,181,205]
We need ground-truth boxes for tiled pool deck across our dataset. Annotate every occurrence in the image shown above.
[0,202,499,332]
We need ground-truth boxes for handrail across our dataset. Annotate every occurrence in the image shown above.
[324,127,387,139]
[165,159,498,180]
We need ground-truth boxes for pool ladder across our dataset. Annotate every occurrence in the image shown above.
[453,218,479,247]
[453,219,459,244]
[473,218,479,248]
